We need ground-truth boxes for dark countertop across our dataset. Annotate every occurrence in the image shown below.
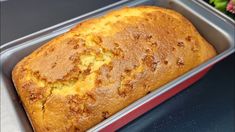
[1,0,234,131]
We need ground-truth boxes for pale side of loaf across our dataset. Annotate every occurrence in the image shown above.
[12,6,216,131]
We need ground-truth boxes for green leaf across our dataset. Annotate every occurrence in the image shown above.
[209,0,215,4]
[210,0,228,12]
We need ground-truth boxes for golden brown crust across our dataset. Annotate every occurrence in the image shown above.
[12,6,216,132]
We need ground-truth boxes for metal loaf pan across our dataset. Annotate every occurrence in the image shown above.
[0,0,234,131]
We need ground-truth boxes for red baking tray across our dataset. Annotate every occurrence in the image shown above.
[1,0,234,131]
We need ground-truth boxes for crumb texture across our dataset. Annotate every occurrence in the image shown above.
[12,6,216,132]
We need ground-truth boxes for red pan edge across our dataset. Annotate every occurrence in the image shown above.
[100,66,212,132]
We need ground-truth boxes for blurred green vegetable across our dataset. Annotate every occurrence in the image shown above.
[209,0,228,12]
[207,0,235,19]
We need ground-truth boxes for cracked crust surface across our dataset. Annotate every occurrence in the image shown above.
[12,6,216,132]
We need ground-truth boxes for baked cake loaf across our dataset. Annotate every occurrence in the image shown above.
[12,6,216,131]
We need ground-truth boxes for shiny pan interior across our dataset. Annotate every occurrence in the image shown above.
[1,0,234,131]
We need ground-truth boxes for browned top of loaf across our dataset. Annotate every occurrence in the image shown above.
[12,6,216,132]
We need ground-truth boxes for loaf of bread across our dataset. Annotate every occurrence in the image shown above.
[12,6,216,131]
